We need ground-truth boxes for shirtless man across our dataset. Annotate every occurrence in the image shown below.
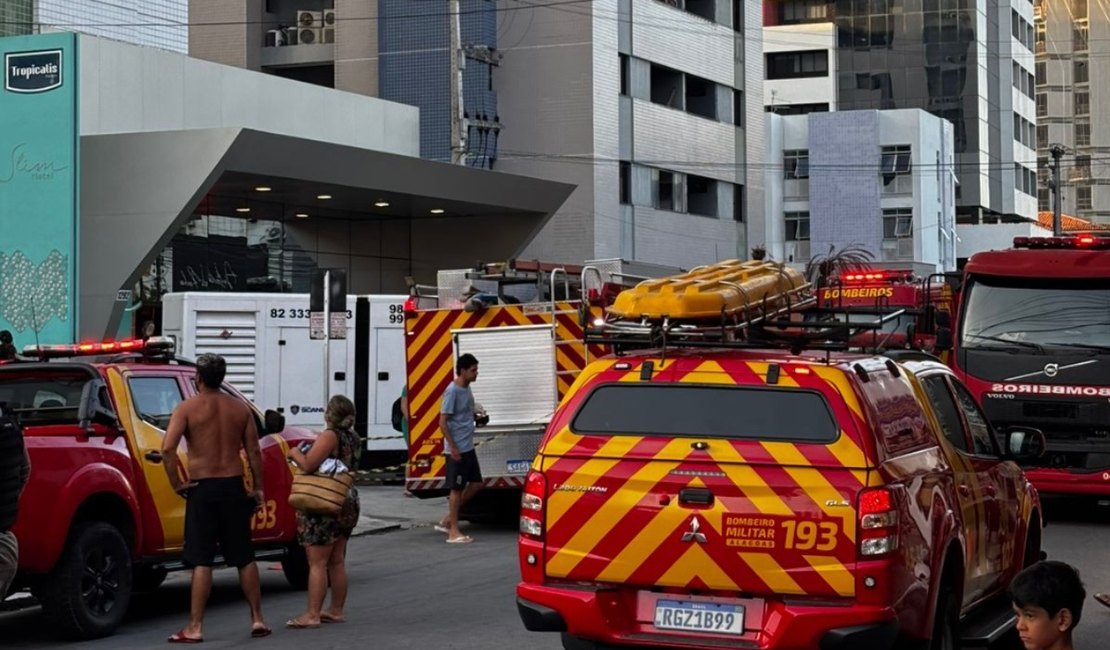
[162,353,271,643]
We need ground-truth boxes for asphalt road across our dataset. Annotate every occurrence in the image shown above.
[2,492,1109,650]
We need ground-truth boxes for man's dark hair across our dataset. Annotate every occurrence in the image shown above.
[195,354,227,388]
[457,353,479,373]
[1011,560,1086,630]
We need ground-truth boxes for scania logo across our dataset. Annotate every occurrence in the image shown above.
[681,516,707,544]
[1043,363,1059,378]
[289,404,324,416]
[290,405,300,415]
[5,50,63,94]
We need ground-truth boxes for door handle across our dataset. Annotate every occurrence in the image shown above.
[144,450,163,463]
[678,487,714,506]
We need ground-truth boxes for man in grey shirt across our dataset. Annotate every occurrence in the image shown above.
[436,354,483,544]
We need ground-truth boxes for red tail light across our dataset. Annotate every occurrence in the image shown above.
[403,295,418,317]
[858,487,898,556]
[519,470,546,540]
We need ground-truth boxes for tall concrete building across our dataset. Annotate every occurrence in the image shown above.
[762,0,1037,225]
[190,1,763,268]
[1034,0,1106,223]
[0,0,187,51]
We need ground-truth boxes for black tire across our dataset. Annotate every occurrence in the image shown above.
[929,583,960,650]
[132,565,168,593]
[282,544,309,591]
[39,522,133,640]
[561,633,601,650]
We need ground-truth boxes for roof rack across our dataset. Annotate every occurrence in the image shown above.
[585,260,902,356]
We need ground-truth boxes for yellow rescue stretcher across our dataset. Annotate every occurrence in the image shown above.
[607,260,810,321]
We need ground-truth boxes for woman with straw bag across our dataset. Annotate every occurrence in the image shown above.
[285,395,361,628]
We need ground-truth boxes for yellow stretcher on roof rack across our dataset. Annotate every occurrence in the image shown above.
[607,259,811,321]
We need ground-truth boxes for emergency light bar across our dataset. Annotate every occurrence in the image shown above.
[23,336,175,360]
[1013,235,1110,250]
[841,271,915,283]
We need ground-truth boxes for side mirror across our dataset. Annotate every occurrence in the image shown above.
[1005,426,1046,460]
[78,379,118,433]
[264,409,286,434]
[934,326,954,351]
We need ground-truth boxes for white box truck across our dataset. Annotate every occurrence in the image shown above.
[161,292,408,466]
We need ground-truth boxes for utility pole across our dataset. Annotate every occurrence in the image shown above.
[1049,143,1065,236]
[449,0,467,165]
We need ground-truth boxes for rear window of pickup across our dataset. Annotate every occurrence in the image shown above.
[0,371,98,425]
[570,384,840,442]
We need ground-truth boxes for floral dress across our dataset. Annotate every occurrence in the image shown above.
[295,427,361,546]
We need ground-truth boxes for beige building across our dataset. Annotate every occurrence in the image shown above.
[1035,0,1107,223]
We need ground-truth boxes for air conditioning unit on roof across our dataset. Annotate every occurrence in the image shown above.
[296,10,322,45]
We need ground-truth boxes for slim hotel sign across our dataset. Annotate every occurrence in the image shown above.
[5,49,63,93]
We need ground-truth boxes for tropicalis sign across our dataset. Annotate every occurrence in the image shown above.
[5,50,63,94]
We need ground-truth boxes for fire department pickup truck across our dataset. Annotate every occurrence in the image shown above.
[516,261,1045,650]
[2,338,313,639]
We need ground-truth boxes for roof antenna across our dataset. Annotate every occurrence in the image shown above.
[30,299,42,360]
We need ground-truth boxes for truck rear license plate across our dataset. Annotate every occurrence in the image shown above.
[506,460,531,474]
[653,600,743,635]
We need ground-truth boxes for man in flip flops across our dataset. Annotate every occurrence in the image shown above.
[163,354,272,643]
[436,354,484,544]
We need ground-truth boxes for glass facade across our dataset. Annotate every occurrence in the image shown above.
[834,0,986,211]
[36,0,187,53]
[0,0,34,37]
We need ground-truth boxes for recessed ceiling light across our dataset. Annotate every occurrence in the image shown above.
[295,213,309,218]
[429,208,445,214]
[235,207,251,213]
[374,201,390,208]
[254,186,272,192]
[317,194,332,200]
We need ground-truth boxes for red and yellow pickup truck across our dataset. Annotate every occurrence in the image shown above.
[2,338,314,639]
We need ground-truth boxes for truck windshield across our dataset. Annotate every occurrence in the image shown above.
[961,277,1110,350]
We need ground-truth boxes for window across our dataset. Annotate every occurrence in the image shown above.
[784,211,810,241]
[1075,122,1090,147]
[952,383,997,456]
[734,89,744,127]
[1015,163,1036,196]
[882,208,913,239]
[1075,154,1091,177]
[1036,93,1047,117]
[1038,188,1050,211]
[784,149,809,179]
[685,75,718,120]
[1075,92,1090,115]
[684,0,717,21]
[1074,23,1088,50]
[1035,61,1045,85]
[766,102,829,115]
[921,375,968,452]
[1036,125,1048,146]
[1077,185,1092,209]
[765,50,828,80]
[1011,9,1020,40]
[1073,0,1087,20]
[571,384,839,442]
[733,0,742,32]
[881,145,912,193]
[619,53,629,96]
[686,174,718,217]
[655,170,675,210]
[650,65,683,109]
[619,161,631,205]
[780,0,831,23]
[734,184,745,222]
[1074,60,1089,84]
[130,376,184,431]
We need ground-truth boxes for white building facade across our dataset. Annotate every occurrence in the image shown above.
[763,21,836,114]
[765,109,958,273]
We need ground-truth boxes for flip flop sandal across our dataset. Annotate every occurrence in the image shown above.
[250,625,273,638]
[168,629,204,644]
[1095,593,1110,609]
[285,618,321,629]
[446,535,473,544]
[320,613,346,624]
[433,524,450,534]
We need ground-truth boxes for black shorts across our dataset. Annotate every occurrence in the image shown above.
[445,450,482,491]
[183,477,256,569]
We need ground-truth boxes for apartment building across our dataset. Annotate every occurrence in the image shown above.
[1035,0,1107,223]
[762,0,1037,227]
[190,0,763,268]
[0,0,187,52]
[765,109,958,272]
[763,8,837,113]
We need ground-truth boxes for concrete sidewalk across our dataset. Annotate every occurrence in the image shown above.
[350,484,449,536]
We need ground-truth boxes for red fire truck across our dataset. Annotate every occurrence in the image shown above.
[947,234,1110,497]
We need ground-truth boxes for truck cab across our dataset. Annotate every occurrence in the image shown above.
[3,338,314,639]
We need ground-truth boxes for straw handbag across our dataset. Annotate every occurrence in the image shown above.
[289,464,354,517]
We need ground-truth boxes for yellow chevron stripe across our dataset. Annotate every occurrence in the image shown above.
[657,545,739,590]
[547,438,690,576]
[545,435,647,528]
[760,444,857,542]
[407,311,451,363]
[678,360,734,385]
[739,552,803,595]
[826,431,869,475]
[804,554,855,597]
[812,366,866,423]
[704,442,794,516]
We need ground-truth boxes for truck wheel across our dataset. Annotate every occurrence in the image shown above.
[39,522,132,640]
[281,544,309,591]
[561,633,602,650]
[132,565,168,593]
[930,585,959,650]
